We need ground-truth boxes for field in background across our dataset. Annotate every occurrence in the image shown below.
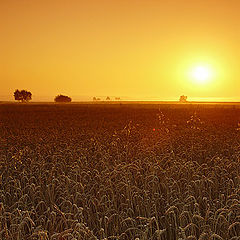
[1,103,240,239]
[2,100,240,108]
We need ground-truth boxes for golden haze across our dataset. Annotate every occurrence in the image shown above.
[1,0,240,101]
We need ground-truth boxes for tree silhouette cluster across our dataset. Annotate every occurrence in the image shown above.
[54,94,72,103]
[93,96,121,101]
[93,97,101,101]
[14,89,32,102]
[12,90,188,104]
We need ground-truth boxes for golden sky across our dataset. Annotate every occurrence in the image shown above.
[1,0,240,101]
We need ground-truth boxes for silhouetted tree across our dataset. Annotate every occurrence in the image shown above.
[179,95,187,103]
[93,97,101,101]
[54,94,72,102]
[14,89,32,102]
[106,96,110,100]
[14,90,21,101]
[115,97,121,101]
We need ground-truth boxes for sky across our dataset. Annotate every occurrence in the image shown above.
[1,0,240,101]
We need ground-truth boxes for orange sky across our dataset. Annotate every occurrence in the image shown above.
[1,0,240,101]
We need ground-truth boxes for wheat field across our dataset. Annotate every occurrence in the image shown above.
[0,104,240,240]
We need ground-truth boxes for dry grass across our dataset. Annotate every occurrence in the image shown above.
[0,104,240,239]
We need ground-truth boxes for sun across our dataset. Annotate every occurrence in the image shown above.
[191,66,212,84]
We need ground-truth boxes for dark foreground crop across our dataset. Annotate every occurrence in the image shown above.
[0,104,240,239]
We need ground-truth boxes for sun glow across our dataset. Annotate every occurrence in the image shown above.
[191,66,212,84]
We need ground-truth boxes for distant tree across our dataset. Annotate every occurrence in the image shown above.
[14,89,32,102]
[179,95,187,103]
[106,96,110,100]
[54,94,72,103]
[115,97,121,101]
[93,97,101,101]
[14,90,21,101]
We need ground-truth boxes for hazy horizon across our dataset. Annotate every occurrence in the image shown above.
[1,94,240,103]
[1,0,240,101]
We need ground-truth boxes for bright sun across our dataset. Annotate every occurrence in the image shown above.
[191,66,212,84]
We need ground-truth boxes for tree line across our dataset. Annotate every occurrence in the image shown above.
[13,90,188,103]
[13,90,72,103]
